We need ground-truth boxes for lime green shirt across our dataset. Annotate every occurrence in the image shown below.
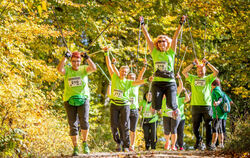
[211,86,227,119]
[110,73,133,106]
[63,65,90,102]
[129,85,140,109]
[151,47,175,82]
[178,96,186,120]
[140,100,157,121]
[187,74,216,106]
[162,97,174,117]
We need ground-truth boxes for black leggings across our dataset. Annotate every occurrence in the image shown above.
[152,81,177,111]
[143,119,158,150]
[177,119,185,148]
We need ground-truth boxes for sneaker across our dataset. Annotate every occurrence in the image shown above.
[218,144,224,149]
[129,146,134,151]
[116,143,122,152]
[164,142,170,150]
[171,146,177,151]
[82,142,90,154]
[124,148,129,152]
[179,147,184,151]
[195,140,206,151]
[72,146,79,156]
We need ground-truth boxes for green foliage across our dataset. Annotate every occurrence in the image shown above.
[0,0,248,156]
[224,115,250,153]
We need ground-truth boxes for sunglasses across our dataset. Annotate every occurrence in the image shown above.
[158,40,166,43]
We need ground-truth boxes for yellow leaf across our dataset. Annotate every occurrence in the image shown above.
[37,5,42,16]
[42,0,47,11]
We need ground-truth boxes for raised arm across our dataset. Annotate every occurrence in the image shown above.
[105,50,114,76]
[132,79,147,86]
[171,15,187,52]
[139,16,154,53]
[202,58,219,77]
[182,59,198,78]
[183,88,190,103]
[137,59,147,80]
[176,73,183,95]
[84,53,97,73]
[57,52,70,75]
[111,58,120,77]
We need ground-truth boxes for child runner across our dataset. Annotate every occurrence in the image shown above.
[140,91,158,150]
[57,51,96,156]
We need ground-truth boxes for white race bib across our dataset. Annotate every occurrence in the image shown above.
[68,77,82,87]
[113,89,123,98]
[155,61,167,71]
[195,79,206,86]
[166,111,173,118]
[144,111,152,117]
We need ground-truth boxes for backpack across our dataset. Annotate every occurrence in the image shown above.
[218,92,231,113]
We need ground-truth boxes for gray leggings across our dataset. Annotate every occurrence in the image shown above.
[163,116,180,135]
[64,100,89,136]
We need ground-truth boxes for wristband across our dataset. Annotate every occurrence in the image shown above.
[82,52,89,59]
[192,62,197,66]
[104,51,109,56]
[65,51,71,58]
[205,61,209,65]
[140,17,145,25]
[179,16,186,25]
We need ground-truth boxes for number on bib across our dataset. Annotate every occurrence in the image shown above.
[113,89,123,98]
[68,77,82,87]
[194,80,206,86]
[155,62,167,71]
[144,111,152,117]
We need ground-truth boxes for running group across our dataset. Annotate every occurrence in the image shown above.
[57,15,233,156]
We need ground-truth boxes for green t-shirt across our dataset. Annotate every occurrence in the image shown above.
[63,65,90,102]
[110,73,133,106]
[187,74,216,106]
[139,100,157,121]
[211,86,227,119]
[178,96,186,120]
[151,47,175,82]
[129,85,140,109]
[162,97,174,117]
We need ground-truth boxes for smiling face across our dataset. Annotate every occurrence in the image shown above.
[71,57,81,70]
[157,37,168,52]
[146,92,152,102]
[119,66,130,79]
[128,73,136,81]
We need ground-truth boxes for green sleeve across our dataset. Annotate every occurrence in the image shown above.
[225,93,232,102]
[64,65,70,76]
[213,89,223,102]
[207,74,216,84]
[186,73,194,83]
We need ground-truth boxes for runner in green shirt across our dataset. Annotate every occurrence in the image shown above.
[182,58,219,150]
[128,59,147,151]
[139,91,158,150]
[105,50,147,152]
[139,15,187,119]
[211,78,227,150]
[57,51,96,156]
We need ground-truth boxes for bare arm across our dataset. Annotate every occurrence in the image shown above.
[183,88,190,103]
[86,57,97,73]
[140,16,154,53]
[137,59,147,80]
[132,79,146,86]
[111,58,120,77]
[176,74,183,95]
[105,52,114,76]
[202,59,219,77]
[182,59,198,78]
[57,56,67,75]
[171,16,187,52]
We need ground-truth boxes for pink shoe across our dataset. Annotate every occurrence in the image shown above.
[179,147,184,151]
[171,146,177,151]
[164,142,170,150]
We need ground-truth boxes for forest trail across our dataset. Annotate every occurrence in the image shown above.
[58,150,229,158]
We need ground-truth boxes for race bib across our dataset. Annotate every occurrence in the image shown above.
[194,79,206,86]
[130,97,135,105]
[144,111,152,117]
[68,77,82,87]
[113,89,123,98]
[166,111,173,118]
[155,61,167,71]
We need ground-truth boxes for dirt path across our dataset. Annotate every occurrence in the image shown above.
[58,150,231,158]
